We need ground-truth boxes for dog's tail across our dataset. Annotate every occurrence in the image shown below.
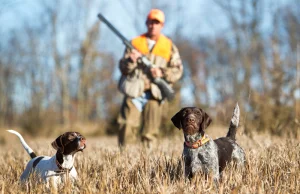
[7,130,37,159]
[226,103,240,141]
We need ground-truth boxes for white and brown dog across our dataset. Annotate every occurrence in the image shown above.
[7,130,86,187]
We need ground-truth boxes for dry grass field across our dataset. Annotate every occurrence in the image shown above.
[0,126,299,194]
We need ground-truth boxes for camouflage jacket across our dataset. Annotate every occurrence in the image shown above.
[119,36,183,100]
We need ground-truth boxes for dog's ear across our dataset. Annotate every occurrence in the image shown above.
[200,111,212,130]
[51,135,64,153]
[171,109,183,130]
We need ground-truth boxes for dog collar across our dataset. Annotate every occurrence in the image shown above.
[55,159,73,173]
[184,135,210,149]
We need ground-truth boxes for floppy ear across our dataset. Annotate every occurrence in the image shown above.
[200,111,212,131]
[51,135,64,153]
[171,110,183,130]
[73,132,82,138]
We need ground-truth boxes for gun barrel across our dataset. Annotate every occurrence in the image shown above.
[97,13,134,50]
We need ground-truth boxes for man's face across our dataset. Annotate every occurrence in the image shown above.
[146,19,164,37]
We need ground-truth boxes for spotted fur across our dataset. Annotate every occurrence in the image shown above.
[171,103,245,180]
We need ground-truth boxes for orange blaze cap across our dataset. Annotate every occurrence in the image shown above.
[147,9,165,23]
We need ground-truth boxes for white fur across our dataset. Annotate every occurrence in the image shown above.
[7,129,78,187]
[20,155,78,187]
[7,130,34,156]
[231,103,240,127]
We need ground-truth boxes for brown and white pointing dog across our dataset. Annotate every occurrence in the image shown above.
[7,130,86,187]
[171,104,246,180]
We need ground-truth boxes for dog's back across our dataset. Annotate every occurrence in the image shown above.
[20,156,52,181]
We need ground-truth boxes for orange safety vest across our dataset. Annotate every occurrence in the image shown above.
[131,34,172,62]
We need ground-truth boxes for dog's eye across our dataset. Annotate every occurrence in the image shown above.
[195,110,201,115]
[68,133,77,141]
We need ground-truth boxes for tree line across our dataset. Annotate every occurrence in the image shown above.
[0,0,299,137]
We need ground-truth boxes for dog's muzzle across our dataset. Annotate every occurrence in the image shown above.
[78,136,86,151]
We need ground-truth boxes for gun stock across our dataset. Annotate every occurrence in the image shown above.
[97,13,175,101]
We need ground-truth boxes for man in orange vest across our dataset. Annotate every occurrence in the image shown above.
[117,9,183,148]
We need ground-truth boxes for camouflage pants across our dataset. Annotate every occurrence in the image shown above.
[117,97,163,147]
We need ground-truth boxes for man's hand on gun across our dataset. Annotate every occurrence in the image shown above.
[129,49,163,78]
[129,49,142,63]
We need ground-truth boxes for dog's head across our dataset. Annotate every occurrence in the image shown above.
[51,132,86,155]
[171,107,212,140]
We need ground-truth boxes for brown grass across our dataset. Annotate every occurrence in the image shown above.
[0,126,299,194]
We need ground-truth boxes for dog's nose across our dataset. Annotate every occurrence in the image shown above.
[80,137,86,143]
[78,136,86,141]
[186,116,195,123]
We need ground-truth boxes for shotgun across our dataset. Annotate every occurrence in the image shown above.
[97,13,175,101]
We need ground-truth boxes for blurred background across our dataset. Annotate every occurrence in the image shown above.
[0,0,299,138]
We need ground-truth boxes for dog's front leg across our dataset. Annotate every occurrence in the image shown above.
[183,155,194,179]
[210,157,220,181]
[69,168,78,181]
[184,165,193,179]
[48,177,59,191]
